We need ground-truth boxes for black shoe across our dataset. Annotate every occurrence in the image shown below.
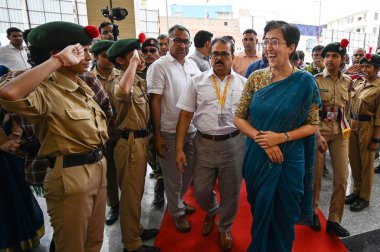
[375,152,379,160]
[123,245,160,252]
[105,205,119,226]
[140,228,159,240]
[183,202,195,215]
[345,193,359,205]
[350,198,369,212]
[153,179,165,207]
[149,171,156,178]
[310,214,321,231]
[49,239,55,252]
[375,164,380,174]
[326,221,350,237]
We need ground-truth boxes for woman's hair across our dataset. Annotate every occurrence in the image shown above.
[264,20,300,48]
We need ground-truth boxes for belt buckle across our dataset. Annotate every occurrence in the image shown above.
[93,148,103,162]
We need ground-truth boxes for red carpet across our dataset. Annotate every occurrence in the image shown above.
[154,182,347,252]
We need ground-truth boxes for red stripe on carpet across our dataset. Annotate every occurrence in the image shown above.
[155,183,347,252]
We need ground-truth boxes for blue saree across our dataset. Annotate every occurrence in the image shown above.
[243,71,321,252]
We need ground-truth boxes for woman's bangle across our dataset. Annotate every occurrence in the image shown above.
[284,132,290,142]
[372,138,380,143]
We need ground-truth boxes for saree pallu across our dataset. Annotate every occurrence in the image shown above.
[0,121,44,252]
[244,71,321,252]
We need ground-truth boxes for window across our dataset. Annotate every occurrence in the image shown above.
[8,9,24,23]
[364,13,367,20]
[27,0,44,11]
[358,16,362,21]
[374,27,377,34]
[350,16,354,23]
[375,12,379,20]
[356,28,361,32]
[29,11,45,25]
[0,8,9,21]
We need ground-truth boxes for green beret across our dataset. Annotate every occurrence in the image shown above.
[321,39,349,58]
[360,54,380,66]
[107,38,141,61]
[90,40,114,54]
[142,38,158,49]
[28,21,99,50]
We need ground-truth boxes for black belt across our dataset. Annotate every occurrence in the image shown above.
[48,146,105,168]
[120,129,149,139]
[351,114,373,121]
[198,130,240,141]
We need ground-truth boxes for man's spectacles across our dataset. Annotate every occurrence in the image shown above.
[210,51,231,59]
[142,48,158,54]
[354,54,364,57]
[159,42,168,47]
[262,39,287,48]
[170,38,192,47]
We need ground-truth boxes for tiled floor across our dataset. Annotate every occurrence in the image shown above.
[33,152,380,251]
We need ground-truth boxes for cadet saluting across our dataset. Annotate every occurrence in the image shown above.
[0,21,108,252]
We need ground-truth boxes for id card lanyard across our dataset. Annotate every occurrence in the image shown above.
[212,75,230,127]
[212,75,230,113]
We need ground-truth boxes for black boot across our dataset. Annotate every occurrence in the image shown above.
[350,198,369,212]
[375,164,380,174]
[326,221,350,237]
[345,193,359,205]
[310,213,321,231]
[105,205,119,225]
[153,179,165,207]
[140,228,159,240]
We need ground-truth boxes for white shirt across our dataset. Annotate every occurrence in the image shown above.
[147,53,201,133]
[177,69,246,135]
[0,43,31,71]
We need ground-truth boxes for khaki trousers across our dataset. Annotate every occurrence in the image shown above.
[313,133,349,223]
[43,156,107,252]
[349,120,375,201]
[114,135,149,251]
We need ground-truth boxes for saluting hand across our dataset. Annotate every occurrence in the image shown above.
[52,43,84,66]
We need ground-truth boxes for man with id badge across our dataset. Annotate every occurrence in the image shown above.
[175,37,246,251]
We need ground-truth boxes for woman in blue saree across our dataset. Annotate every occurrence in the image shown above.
[0,108,44,251]
[235,21,321,252]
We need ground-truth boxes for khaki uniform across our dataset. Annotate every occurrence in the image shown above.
[92,66,121,208]
[0,71,109,252]
[349,78,380,201]
[113,73,150,251]
[313,68,352,223]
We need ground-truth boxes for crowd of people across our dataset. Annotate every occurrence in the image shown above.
[0,18,380,252]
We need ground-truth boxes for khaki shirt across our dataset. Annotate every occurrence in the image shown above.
[351,78,380,127]
[114,73,149,130]
[0,71,109,157]
[92,66,120,108]
[315,68,352,135]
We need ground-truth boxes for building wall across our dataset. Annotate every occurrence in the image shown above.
[327,10,380,35]
[86,0,140,39]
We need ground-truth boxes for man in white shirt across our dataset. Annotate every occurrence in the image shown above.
[176,37,245,250]
[0,27,31,71]
[147,25,201,233]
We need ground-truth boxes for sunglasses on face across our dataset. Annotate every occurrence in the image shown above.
[354,54,364,57]
[142,48,158,54]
